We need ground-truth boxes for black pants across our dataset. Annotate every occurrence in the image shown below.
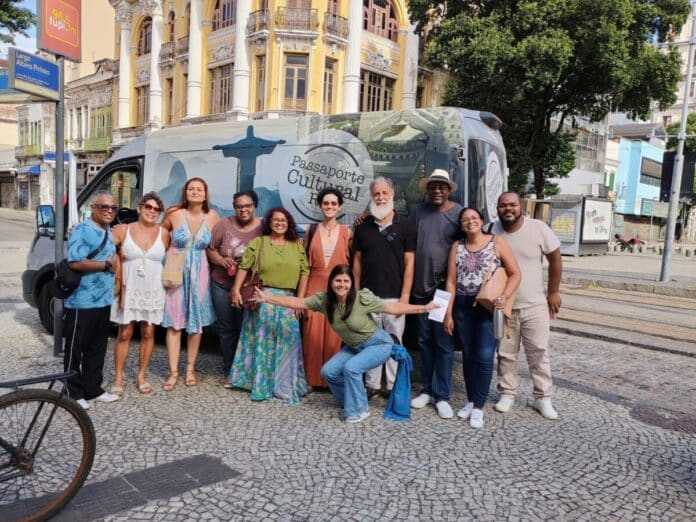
[63,306,111,400]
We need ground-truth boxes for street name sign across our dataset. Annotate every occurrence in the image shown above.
[37,0,82,62]
[7,48,60,101]
[0,67,48,103]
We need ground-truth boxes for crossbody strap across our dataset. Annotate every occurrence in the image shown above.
[86,229,109,260]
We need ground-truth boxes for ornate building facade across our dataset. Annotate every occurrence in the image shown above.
[109,0,440,145]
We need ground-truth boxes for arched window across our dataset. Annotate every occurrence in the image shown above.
[214,0,235,30]
[167,11,176,42]
[137,17,152,55]
[362,0,398,42]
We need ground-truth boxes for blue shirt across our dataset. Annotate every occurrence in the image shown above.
[64,220,115,309]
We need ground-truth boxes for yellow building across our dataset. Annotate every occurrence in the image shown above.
[109,0,440,145]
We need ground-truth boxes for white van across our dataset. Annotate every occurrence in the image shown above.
[23,107,507,332]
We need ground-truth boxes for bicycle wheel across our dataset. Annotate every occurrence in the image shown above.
[0,389,96,522]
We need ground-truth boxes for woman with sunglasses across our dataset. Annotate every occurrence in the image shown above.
[110,192,170,395]
[302,188,352,390]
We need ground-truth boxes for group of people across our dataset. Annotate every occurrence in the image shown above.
[60,168,563,428]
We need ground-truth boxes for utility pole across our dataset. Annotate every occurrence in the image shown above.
[661,3,696,281]
[53,56,65,356]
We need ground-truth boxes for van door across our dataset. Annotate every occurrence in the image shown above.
[77,163,141,225]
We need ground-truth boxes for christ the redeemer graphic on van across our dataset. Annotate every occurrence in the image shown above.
[212,126,286,193]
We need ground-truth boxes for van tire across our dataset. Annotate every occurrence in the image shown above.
[38,282,55,335]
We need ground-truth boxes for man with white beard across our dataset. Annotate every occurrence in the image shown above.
[353,177,416,398]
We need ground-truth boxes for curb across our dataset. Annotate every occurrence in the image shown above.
[561,275,696,299]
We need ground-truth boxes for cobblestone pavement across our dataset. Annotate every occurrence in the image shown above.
[2,255,695,520]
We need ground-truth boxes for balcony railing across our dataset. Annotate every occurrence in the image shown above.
[324,12,349,39]
[84,135,111,152]
[275,7,318,31]
[247,9,269,33]
[176,36,189,56]
[159,41,175,64]
[15,144,41,158]
[213,6,236,31]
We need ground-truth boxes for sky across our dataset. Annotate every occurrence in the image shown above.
[0,1,38,59]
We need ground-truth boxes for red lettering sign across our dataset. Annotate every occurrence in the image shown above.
[37,0,82,62]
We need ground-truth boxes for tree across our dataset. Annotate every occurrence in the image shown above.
[409,0,690,197]
[666,113,696,151]
[0,0,35,45]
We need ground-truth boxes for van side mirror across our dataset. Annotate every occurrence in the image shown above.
[36,205,55,237]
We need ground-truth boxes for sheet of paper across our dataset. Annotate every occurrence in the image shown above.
[428,289,451,323]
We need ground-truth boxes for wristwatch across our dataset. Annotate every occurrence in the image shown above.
[103,260,113,273]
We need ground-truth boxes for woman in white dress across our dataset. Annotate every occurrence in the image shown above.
[110,192,170,395]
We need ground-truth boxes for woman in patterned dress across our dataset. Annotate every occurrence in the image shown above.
[161,178,220,390]
[443,208,520,429]
[229,207,309,404]
[110,192,169,395]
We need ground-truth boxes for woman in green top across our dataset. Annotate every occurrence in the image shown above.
[254,264,438,422]
[229,207,309,403]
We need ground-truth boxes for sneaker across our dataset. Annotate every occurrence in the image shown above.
[76,398,90,410]
[533,398,558,420]
[494,395,515,413]
[435,401,454,419]
[94,392,120,403]
[457,402,474,420]
[469,408,484,429]
[345,410,370,424]
[411,393,433,409]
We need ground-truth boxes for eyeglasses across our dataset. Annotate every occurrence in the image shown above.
[234,204,254,210]
[427,183,450,192]
[460,218,480,223]
[141,203,161,212]
[321,201,339,207]
[92,204,118,212]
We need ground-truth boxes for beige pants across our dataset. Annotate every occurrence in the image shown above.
[365,298,403,391]
[496,303,553,399]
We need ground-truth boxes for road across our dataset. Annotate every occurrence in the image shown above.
[0,208,694,520]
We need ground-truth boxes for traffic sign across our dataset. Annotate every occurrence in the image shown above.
[0,67,48,103]
[7,48,60,101]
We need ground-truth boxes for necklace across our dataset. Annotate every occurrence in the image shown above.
[322,222,338,236]
[270,239,287,255]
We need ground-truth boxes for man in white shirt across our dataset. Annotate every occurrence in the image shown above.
[490,192,562,420]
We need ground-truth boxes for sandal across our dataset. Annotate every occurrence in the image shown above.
[162,373,178,392]
[185,365,197,387]
[109,385,124,397]
[137,380,153,394]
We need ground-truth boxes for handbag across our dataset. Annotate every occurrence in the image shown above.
[52,230,109,299]
[161,250,186,288]
[239,238,264,310]
[475,237,515,319]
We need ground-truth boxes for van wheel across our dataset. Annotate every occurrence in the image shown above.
[38,283,55,335]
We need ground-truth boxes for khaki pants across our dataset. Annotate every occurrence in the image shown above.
[496,303,553,399]
[365,298,403,391]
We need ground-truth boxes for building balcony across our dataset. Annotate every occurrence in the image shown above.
[247,9,269,34]
[176,36,189,58]
[213,7,235,31]
[159,41,175,65]
[15,144,42,159]
[324,12,349,39]
[275,7,318,32]
[84,136,111,152]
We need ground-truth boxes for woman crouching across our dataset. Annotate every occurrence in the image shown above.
[253,264,437,423]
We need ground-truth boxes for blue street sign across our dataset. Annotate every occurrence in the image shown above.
[8,48,60,101]
[0,66,48,103]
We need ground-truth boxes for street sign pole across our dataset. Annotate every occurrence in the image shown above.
[53,56,65,357]
[661,5,696,281]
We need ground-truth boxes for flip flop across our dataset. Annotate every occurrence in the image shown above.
[137,381,153,394]
[109,385,124,397]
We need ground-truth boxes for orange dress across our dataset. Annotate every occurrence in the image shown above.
[302,225,351,387]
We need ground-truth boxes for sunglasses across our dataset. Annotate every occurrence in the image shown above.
[321,201,339,207]
[93,204,118,212]
[141,203,162,212]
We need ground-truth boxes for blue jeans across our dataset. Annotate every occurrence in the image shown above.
[211,281,244,375]
[320,329,393,418]
[452,296,496,408]
[414,311,454,402]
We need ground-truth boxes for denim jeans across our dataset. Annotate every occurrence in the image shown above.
[452,296,496,408]
[320,329,393,418]
[211,281,244,375]
[414,311,454,402]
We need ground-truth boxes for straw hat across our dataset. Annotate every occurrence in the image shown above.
[418,168,458,192]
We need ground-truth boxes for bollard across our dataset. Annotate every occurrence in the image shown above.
[658,245,663,255]
[638,245,643,253]
[687,249,693,258]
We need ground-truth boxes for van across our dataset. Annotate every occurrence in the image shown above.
[23,107,508,333]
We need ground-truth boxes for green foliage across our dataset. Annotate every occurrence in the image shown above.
[0,0,35,45]
[410,0,690,197]
[666,113,696,151]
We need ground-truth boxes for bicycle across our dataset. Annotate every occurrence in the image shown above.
[0,371,96,522]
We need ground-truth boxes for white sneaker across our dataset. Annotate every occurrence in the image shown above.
[457,402,474,420]
[345,410,370,424]
[469,408,484,429]
[533,398,558,420]
[494,395,515,413]
[411,393,433,409]
[94,392,120,403]
[435,401,454,419]
[76,398,90,410]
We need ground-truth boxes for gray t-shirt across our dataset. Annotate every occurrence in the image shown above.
[412,201,463,300]
[491,217,561,309]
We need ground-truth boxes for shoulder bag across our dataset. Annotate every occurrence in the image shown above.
[53,229,109,299]
[239,237,264,310]
[475,236,515,318]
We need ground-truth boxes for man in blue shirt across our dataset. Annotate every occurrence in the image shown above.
[63,191,120,409]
